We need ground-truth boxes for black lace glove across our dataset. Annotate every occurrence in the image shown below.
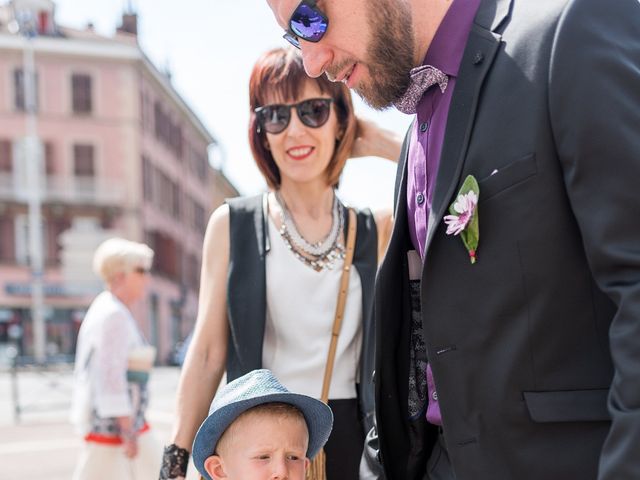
[159,444,190,479]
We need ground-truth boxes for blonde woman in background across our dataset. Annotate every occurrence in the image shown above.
[70,237,161,479]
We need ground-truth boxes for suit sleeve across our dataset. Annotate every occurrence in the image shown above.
[549,0,640,478]
[360,418,387,480]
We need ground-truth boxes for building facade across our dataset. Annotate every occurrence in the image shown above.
[0,0,238,364]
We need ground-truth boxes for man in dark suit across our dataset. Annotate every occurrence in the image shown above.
[265,0,640,478]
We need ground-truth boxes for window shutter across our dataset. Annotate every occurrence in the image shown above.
[73,144,95,176]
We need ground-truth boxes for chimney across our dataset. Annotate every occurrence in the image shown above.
[117,12,138,36]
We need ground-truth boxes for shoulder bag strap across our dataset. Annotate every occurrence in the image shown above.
[320,208,357,403]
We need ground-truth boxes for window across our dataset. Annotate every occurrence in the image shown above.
[148,230,181,278]
[171,124,183,158]
[154,101,166,141]
[154,100,184,157]
[73,144,95,176]
[44,142,55,175]
[14,70,25,111]
[142,156,153,201]
[193,202,206,234]
[37,11,50,35]
[0,217,15,262]
[71,74,92,114]
[0,140,12,173]
[187,253,200,291]
[189,145,209,182]
[14,69,39,112]
[172,182,181,219]
[13,68,38,112]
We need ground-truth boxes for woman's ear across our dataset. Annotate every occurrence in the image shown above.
[204,455,227,480]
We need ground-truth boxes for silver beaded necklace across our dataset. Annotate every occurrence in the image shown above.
[274,189,345,272]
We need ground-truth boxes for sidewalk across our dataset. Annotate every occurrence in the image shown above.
[0,366,188,480]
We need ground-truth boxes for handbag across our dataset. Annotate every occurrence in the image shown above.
[306,208,358,480]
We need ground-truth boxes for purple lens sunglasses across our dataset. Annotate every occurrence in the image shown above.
[283,0,329,49]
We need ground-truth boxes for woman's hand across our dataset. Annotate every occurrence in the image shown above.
[117,416,139,458]
[122,433,139,459]
[351,117,402,162]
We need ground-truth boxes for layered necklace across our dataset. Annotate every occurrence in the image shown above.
[274,189,345,272]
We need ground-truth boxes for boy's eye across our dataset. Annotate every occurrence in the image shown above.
[257,454,270,460]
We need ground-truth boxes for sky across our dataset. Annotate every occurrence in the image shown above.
[51,0,412,210]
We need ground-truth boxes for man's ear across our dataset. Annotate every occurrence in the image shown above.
[204,454,227,480]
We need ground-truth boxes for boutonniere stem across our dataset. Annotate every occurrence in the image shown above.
[443,175,479,264]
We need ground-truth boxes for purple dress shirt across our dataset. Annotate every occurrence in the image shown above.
[405,0,481,426]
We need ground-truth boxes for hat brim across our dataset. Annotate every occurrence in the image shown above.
[192,392,333,480]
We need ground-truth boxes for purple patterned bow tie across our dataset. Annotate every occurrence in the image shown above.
[394,65,448,115]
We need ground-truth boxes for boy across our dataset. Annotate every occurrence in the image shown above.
[192,369,333,480]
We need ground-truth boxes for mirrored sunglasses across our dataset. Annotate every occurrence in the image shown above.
[255,98,333,135]
[283,0,329,49]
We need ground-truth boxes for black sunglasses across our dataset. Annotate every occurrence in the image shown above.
[255,98,333,134]
[283,0,329,49]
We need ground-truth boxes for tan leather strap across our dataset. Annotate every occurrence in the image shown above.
[320,208,357,403]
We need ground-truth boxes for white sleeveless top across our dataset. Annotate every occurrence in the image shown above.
[262,217,363,400]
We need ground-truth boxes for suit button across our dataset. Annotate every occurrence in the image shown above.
[432,391,438,401]
[416,192,425,205]
[420,122,429,133]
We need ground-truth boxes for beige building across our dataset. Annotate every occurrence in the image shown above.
[0,0,238,364]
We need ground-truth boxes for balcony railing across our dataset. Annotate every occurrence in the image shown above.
[0,173,125,206]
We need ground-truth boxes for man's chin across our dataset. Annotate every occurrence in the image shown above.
[354,84,398,111]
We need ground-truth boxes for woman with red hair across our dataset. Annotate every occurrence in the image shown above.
[161,48,400,480]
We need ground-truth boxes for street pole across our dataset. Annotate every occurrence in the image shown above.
[19,13,46,363]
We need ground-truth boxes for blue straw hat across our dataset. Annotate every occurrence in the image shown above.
[192,369,333,480]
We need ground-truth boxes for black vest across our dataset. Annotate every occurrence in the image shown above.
[226,194,377,430]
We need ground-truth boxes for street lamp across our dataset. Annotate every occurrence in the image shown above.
[10,11,46,364]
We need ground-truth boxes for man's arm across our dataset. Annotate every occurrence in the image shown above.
[549,1,640,478]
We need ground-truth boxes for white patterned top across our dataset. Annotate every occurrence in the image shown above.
[262,217,363,400]
[70,291,150,434]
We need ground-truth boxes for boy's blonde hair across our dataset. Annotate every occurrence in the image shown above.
[216,402,307,455]
[92,237,154,284]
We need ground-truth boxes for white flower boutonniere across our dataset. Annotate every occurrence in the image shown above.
[443,175,480,264]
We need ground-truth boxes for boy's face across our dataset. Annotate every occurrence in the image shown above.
[204,410,311,480]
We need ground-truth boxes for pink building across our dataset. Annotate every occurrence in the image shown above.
[0,0,238,364]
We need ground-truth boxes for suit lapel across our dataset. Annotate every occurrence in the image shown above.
[393,123,414,217]
[424,0,511,256]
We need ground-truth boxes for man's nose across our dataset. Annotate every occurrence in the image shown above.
[300,42,331,78]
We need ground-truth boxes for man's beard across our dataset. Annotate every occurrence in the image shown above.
[356,0,415,110]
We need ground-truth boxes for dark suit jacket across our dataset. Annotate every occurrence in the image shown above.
[372,0,640,479]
